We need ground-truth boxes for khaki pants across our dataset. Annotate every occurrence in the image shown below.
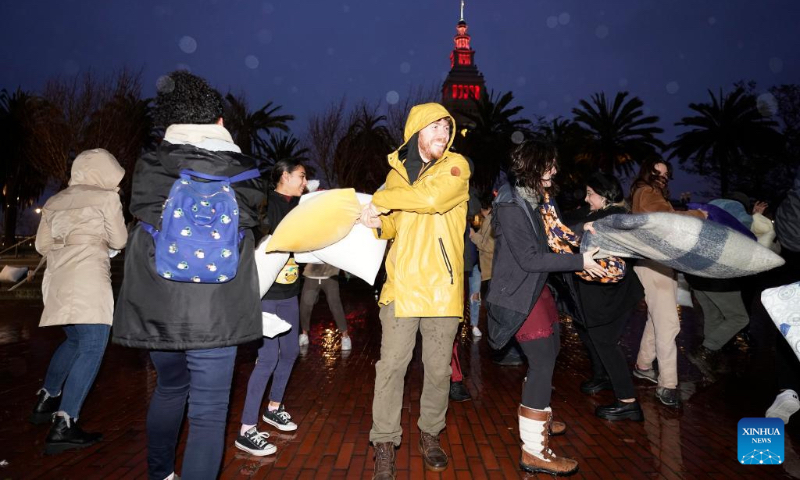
[369,302,460,446]
[635,260,680,389]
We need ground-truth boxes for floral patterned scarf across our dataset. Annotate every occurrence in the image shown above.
[539,193,626,283]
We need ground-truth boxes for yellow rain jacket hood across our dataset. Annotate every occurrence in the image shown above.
[371,103,471,318]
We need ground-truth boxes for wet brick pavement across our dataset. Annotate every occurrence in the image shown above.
[0,277,798,479]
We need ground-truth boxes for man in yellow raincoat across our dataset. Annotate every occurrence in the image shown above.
[360,103,470,478]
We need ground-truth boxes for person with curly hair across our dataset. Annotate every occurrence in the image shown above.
[112,71,267,480]
[486,140,604,476]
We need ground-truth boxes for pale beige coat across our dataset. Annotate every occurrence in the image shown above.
[35,149,128,327]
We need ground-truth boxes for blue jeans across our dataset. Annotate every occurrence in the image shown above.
[42,324,110,419]
[147,347,237,480]
[468,264,482,326]
[241,297,299,425]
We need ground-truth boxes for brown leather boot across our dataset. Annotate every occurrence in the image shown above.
[518,405,578,476]
[550,419,566,436]
[372,442,396,480]
[418,432,448,472]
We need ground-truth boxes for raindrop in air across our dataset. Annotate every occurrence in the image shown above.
[538,100,548,110]
[386,90,400,105]
[558,13,570,25]
[257,29,273,45]
[179,36,197,54]
[262,2,274,14]
[708,17,717,25]
[666,81,680,94]
[245,55,259,69]
[595,25,609,39]
[546,16,558,29]
[511,131,525,144]
[618,78,629,88]
[516,77,526,87]
[63,59,79,76]
[769,57,783,74]
[156,75,175,93]
[327,47,335,56]
[400,62,411,74]
[757,93,778,117]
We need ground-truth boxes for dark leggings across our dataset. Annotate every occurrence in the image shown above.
[519,324,561,410]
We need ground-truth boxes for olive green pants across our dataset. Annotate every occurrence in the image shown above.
[369,302,460,446]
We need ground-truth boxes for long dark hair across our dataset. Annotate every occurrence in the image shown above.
[630,158,671,199]
[270,158,305,190]
[510,139,558,196]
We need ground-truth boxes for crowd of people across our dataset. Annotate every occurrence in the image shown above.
[25,70,800,480]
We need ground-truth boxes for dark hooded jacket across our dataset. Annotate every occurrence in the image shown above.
[485,183,583,349]
[112,141,266,350]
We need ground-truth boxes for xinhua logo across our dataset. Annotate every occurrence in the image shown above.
[738,418,784,465]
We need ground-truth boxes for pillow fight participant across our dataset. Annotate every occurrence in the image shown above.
[449,183,481,403]
[766,167,800,423]
[31,149,128,455]
[112,71,266,480]
[573,172,645,421]
[486,139,605,476]
[298,261,351,351]
[360,103,470,479]
[236,158,307,456]
[628,159,706,408]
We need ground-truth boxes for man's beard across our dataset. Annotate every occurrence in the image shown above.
[420,140,445,161]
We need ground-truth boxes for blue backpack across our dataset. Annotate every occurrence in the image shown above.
[142,168,261,283]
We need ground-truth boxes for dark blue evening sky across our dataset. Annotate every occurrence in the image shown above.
[2,0,799,198]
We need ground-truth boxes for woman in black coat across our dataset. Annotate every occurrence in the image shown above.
[574,172,645,421]
[486,140,604,476]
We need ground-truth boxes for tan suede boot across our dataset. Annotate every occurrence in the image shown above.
[518,405,578,476]
[372,442,396,480]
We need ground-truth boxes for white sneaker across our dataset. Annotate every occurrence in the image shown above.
[766,390,800,424]
[298,333,309,347]
[472,326,482,337]
[341,336,352,351]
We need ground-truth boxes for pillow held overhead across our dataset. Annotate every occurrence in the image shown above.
[266,189,362,253]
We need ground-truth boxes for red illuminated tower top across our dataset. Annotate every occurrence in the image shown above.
[442,1,486,128]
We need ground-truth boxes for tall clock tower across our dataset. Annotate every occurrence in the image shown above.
[441,1,486,128]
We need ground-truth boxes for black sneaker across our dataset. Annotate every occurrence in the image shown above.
[262,405,298,431]
[632,365,658,384]
[655,387,680,408]
[449,381,471,402]
[234,427,277,456]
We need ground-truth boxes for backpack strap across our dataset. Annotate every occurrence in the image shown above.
[140,221,159,237]
[179,169,261,183]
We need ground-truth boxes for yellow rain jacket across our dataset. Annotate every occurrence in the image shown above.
[371,103,471,318]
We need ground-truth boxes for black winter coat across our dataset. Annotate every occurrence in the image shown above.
[485,184,583,349]
[112,142,267,350]
[573,206,644,327]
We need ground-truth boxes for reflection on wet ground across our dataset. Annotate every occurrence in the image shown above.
[0,280,797,478]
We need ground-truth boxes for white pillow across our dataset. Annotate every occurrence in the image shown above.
[0,265,28,283]
[295,192,388,285]
[762,282,800,363]
[262,312,291,338]
[254,235,289,298]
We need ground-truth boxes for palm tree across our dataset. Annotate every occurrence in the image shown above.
[572,91,665,175]
[224,93,294,160]
[670,87,783,196]
[460,90,531,193]
[264,133,310,164]
[0,88,49,246]
[333,103,395,193]
[534,117,593,208]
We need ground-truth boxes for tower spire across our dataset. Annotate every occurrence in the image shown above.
[460,0,465,22]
